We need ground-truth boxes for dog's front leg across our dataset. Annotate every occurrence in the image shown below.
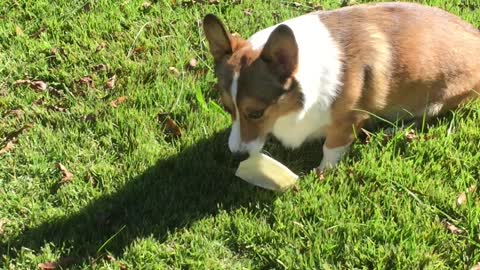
[318,142,351,171]
[317,114,367,172]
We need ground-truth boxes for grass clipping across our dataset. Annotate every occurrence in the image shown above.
[235,153,298,191]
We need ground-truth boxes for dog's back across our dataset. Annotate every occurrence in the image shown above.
[318,2,480,119]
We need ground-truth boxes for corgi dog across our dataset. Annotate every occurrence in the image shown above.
[202,2,480,172]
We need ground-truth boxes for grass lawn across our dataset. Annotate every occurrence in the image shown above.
[1,0,480,269]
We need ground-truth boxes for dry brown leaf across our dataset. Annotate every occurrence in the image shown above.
[84,171,98,187]
[405,129,416,142]
[0,219,7,235]
[32,96,46,106]
[50,48,58,56]
[30,80,47,91]
[4,124,33,141]
[457,192,467,206]
[243,9,253,16]
[118,262,128,270]
[471,263,480,270]
[164,118,182,138]
[4,109,24,118]
[315,168,325,181]
[14,79,30,85]
[0,141,14,155]
[443,220,463,235]
[38,257,78,270]
[56,163,74,184]
[38,262,57,270]
[457,185,477,206]
[187,58,197,70]
[79,76,95,88]
[48,87,63,98]
[110,96,128,108]
[93,64,107,72]
[14,79,47,92]
[158,113,182,139]
[47,105,68,112]
[360,128,372,144]
[168,66,181,77]
[96,42,107,52]
[132,47,145,55]
[142,1,152,8]
[30,26,47,38]
[105,254,116,262]
[105,75,117,89]
[15,25,24,36]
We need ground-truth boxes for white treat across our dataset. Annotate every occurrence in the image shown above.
[235,153,298,191]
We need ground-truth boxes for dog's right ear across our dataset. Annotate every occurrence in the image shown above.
[203,14,232,62]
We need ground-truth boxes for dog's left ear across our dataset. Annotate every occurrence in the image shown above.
[203,14,232,62]
[260,24,298,82]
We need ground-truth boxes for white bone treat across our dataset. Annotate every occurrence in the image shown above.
[235,153,298,191]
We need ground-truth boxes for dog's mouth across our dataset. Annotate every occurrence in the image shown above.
[232,152,250,163]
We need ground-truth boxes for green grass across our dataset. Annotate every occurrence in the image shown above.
[1,0,479,269]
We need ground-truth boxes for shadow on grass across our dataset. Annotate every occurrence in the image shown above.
[3,110,463,266]
[1,129,322,266]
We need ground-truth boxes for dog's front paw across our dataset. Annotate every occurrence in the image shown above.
[318,157,336,171]
[313,158,337,180]
[314,166,326,181]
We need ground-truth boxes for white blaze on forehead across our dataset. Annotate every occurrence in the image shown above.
[228,120,242,152]
[230,72,239,106]
[228,72,243,153]
[228,72,264,154]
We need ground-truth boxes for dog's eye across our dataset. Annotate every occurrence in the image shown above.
[247,110,264,120]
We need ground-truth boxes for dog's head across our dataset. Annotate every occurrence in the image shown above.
[203,15,304,154]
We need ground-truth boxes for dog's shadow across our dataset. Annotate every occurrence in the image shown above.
[1,129,322,266]
[1,109,465,266]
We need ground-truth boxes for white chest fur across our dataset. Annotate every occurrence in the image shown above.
[248,14,342,148]
[272,105,331,148]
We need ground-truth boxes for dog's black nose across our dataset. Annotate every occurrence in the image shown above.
[232,152,249,162]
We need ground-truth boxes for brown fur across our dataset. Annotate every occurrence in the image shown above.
[318,2,480,148]
[204,3,480,151]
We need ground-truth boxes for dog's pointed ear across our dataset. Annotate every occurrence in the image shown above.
[203,14,232,62]
[260,25,298,81]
